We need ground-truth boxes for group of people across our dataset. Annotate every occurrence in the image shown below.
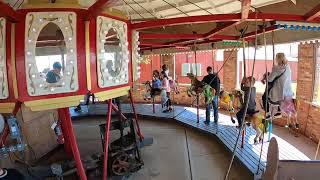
[145,64,173,113]
[235,52,297,128]
[197,52,297,129]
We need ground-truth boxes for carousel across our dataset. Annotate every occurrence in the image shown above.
[0,0,320,180]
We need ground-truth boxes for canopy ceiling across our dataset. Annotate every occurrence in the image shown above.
[1,0,320,52]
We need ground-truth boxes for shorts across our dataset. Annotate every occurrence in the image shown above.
[280,96,296,115]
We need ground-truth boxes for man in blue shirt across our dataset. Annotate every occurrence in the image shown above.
[46,62,62,83]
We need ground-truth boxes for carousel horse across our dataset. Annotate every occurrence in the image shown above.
[246,111,270,144]
[219,89,244,123]
[143,81,161,100]
[186,73,205,97]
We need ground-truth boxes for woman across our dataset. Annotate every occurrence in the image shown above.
[268,53,294,120]
[160,71,172,113]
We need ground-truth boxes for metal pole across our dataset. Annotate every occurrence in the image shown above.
[241,126,246,148]
[63,108,87,180]
[103,100,112,180]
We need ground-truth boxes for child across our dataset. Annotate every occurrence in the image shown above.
[236,76,257,128]
[160,71,172,113]
[150,70,161,97]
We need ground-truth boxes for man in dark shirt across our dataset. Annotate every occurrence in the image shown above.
[46,62,62,83]
[202,66,220,124]
[236,76,257,127]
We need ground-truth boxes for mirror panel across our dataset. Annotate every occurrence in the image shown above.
[0,18,9,99]
[25,12,78,96]
[96,16,129,88]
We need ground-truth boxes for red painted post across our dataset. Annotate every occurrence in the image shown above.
[58,109,72,157]
[111,103,127,120]
[103,100,112,180]
[0,126,9,147]
[129,90,144,140]
[63,108,87,180]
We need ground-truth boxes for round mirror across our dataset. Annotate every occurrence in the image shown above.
[104,28,122,77]
[36,23,66,87]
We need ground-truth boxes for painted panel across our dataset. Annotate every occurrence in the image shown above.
[96,16,129,88]
[0,18,9,99]
[24,12,78,96]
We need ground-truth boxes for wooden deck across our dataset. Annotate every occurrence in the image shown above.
[70,103,310,176]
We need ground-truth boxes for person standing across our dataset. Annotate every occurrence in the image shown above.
[160,71,172,113]
[202,66,220,124]
[268,53,293,119]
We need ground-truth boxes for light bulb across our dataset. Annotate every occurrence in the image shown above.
[67,72,71,75]
[27,51,31,56]
[32,28,36,32]
[65,26,69,30]
[70,60,74,64]
[101,49,105,53]
[50,87,55,92]
[104,69,108,73]
[68,37,72,41]
[31,74,36,78]
[39,84,43,88]
[61,82,66,86]
[70,49,74,53]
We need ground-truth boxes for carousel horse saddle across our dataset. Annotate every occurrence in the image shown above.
[246,110,260,116]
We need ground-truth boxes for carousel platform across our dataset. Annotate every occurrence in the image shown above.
[70,103,310,176]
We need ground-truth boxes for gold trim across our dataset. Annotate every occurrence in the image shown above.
[11,23,18,99]
[24,95,84,111]
[95,86,130,101]
[0,103,16,113]
[85,21,91,91]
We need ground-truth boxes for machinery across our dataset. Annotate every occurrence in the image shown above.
[0,115,26,156]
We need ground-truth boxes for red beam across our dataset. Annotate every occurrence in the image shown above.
[140,33,204,40]
[242,25,279,39]
[132,13,241,30]
[132,13,319,30]
[304,3,320,21]
[0,1,20,21]
[241,0,251,20]
[204,21,240,38]
[88,0,118,18]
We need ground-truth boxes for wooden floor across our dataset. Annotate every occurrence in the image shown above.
[70,103,310,176]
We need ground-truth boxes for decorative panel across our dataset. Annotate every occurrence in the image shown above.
[25,12,78,96]
[96,16,129,88]
[132,30,142,81]
[0,18,9,99]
